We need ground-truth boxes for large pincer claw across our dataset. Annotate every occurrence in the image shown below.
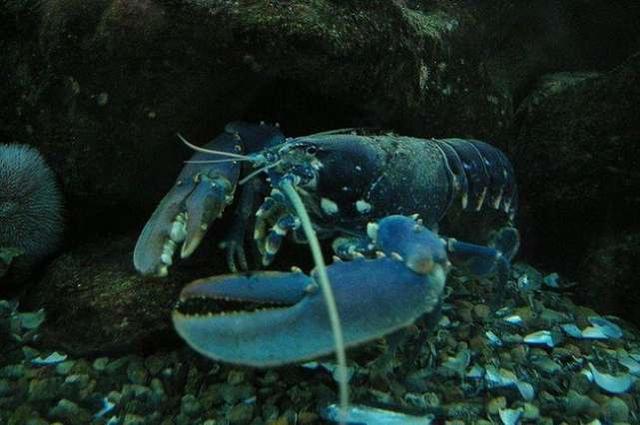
[173,215,451,366]
[134,130,243,277]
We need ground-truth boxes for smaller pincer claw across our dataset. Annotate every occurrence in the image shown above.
[134,132,242,276]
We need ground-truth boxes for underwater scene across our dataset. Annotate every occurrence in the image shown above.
[1,1,640,424]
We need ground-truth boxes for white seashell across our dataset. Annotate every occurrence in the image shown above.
[18,309,46,330]
[499,408,522,425]
[31,351,67,366]
[588,363,635,394]
[619,355,640,376]
[94,397,116,419]
[485,330,504,347]
[523,330,556,347]
[441,349,471,373]
[560,323,583,338]
[504,315,524,326]
[485,366,518,387]
[516,381,535,401]
[580,326,609,339]
[588,316,623,339]
[466,364,485,379]
[321,403,435,424]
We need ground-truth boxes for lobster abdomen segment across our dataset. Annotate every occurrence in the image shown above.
[437,139,517,220]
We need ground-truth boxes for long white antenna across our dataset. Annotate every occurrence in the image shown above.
[280,180,348,424]
[177,133,252,160]
[184,158,252,164]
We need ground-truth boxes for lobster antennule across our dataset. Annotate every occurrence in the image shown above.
[279,178,350,422]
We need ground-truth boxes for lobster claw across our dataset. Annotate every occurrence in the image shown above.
[134,130,242,276]
[172,216,450,366]
[134,122,287,277]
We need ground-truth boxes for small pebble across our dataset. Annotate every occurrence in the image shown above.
[227,369,246,385]
[0,364,25,379]
[60,374,91,401]
[29,378,63,401]
[122,414,145,425]
[473,304,491,321]
[564,390,600,416]
[92,357,109,372]
[48,399,91,425]
[55,360,76,375]
[0,378,11,396]
[21,346,39,360]
[96,92,109,106]
[298,411,319,424]
[144,355,166,376]
[105,356,129,374]
[603,397,629,422]
[522,402,540,420]
[487,396,507,415]
[181,394,203,417]
[228,402,255,424]
[127,360,149,385]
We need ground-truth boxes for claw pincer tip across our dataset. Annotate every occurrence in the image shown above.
[376,215,448,276]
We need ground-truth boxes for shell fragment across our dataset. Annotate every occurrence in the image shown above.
[321,403,435,425]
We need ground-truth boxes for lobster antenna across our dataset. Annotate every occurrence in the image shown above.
[238,160,282,185]
[184,158,253,164]
[280,180,349,423]
[177,133,252,161]
[305,127,379,137]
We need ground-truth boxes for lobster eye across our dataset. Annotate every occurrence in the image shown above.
[305,146,317,155]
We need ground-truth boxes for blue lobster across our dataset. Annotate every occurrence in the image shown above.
[133,122,519,413]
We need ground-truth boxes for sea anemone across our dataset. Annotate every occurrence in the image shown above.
[0,144,64,279]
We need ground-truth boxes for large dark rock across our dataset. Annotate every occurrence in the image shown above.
[578,233,640,325]
[514,53,640,321]
[25,236,222,356]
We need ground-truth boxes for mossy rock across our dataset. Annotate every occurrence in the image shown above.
[514,53,640,287]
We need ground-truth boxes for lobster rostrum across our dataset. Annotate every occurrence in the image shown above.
[133,122,519,413]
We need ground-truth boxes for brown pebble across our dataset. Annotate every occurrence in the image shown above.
[522,402,540,420]
[510,345,528,363]
[456,324,472,340]
[603,397,629,422]
[487,396,507,415]
[298,411,319,424]
[469,335,487,351]
[458,308,473,323]
[472,304,491,321]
